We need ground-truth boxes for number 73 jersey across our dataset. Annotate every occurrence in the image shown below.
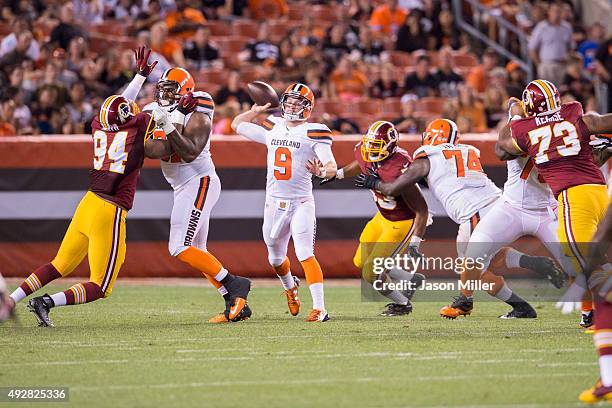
[510,101,605,197]
[89,112,153,210]
[413,143,501,224]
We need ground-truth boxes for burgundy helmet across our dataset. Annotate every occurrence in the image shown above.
[361,120,399,162]
[99,95,137,130]
[522,79,561,117]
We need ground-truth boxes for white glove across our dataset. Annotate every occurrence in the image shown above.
[589,136,612,152]
[152,106,175,134]
[555,275,587,315]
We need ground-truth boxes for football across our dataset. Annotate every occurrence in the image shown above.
[247,81,280,109]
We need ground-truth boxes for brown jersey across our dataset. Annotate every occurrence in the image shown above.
[355,145,416,221]
[89,112,153,210]
[510,101,605,197]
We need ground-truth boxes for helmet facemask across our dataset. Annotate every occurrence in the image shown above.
[361,137,390,162]
[280,94,311,121]
[156,80,181,109]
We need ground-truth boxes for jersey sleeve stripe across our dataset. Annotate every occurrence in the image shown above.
[414,152,427,159]
[510,136,525,153]
[259,119,275,130]
[519,158,534,180]
[308,135,332,141]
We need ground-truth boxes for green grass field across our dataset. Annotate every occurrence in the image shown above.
[0,281,598,408]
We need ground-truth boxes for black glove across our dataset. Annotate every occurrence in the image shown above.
[589,136,612,151]
[406,245,424,260]
[355,169,380,189]
[177,92,198,115]
[134,46,158,77]
[319,175,336,186]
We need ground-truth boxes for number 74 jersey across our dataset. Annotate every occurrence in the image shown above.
[413,143,501,224]
[510,101,605,197]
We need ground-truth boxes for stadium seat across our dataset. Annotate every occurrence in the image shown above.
[381,98,403,116]
[213,36,250,54]
[311,5,340,23]
[239,66,261,84]
[206,20,232,36]
[313,98,347,116]
[195,68,227,86]
[416,97,445,115]
[90,21,129,36]
[288,4,303,21]
[268,21,291,43]
[343,114,375,133]
[382,51,412,67]
[452,53,478,69]
[346,98,383,116]
[232,20,259,38]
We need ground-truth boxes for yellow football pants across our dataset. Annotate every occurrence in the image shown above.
[353,212,415,283]
[51,191,127,297]
[557,184,609,274]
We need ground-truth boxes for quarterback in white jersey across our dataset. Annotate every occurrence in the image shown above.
[232,83,337,322]
[357,119,564,319]
[144,67,252,323]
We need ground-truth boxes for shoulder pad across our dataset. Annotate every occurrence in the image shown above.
[193,91,214,116]
[413,144,439,159]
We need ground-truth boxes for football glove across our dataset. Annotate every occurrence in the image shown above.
[177,92,198,115]
[355,168,380,190]
[319,175,336,185]
[134,46,158,77]
[152,106,174,134]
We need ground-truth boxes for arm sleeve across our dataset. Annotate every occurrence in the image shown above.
[121,74,146,101]
[236,122,267,144]
[313,142,336,165]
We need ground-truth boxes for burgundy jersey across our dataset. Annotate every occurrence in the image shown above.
[511,101,605,197]
[89,112,153,210]
[355,145,416,221]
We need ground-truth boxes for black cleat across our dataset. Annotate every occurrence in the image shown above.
[401,273,425,301]
[440,294,474,319]
[499,304,537,319]
[580,310,594,328]
[223,276,252,321]
[520,255,567,289]
[27,294,54,327]
[380,302,413,316]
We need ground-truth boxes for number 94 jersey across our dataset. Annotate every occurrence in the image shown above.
[89,112,153,210]
[510,101,605,197]
[413,143,501,224]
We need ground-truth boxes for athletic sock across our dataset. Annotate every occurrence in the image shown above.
[385,290,409,305]
[493,283,513,302]
[10,263,62,303]
[505,292,530,309]
[600,355,612,387]
[309,283,325,311]
[51,282,104,307]
[388,267,415,284]
[505,248,523,269]
[273,258,295,290]
[594,301,612,386]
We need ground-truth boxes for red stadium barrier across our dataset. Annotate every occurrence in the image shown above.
[0,133,530,279]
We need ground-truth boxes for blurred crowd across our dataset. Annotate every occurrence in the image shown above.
[0,0,609,136]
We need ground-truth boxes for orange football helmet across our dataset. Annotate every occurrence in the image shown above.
[361,120,398,162]
[156,67,195,109]
[422,118,459,146]
[280,83,314,121]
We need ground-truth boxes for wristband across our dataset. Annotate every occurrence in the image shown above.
[161,121,176,135]
[336,168,345,179]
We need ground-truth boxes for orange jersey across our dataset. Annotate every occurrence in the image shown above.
[510,101,605,197]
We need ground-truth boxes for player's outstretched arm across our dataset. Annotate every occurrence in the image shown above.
[401,184,428,239]
[496,97,525,159]
[230,103,270,144]
[144,139,173,159]
[583,112,612,135]
[356,157,430,196]
[315,160,359,186]
[122,46,158,100]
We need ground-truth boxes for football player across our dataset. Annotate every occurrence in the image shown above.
[314,121,428,316]
[357,118,564,319]
[8,47,162,326]
[496,80,612,327]
[144,68,252,323]
[231,83,337,322]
